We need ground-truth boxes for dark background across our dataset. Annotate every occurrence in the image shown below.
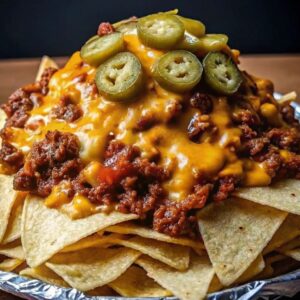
[0,0,300,59]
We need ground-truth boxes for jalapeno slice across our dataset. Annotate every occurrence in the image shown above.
[137,14,184,49]
[153,50,203,93]
[203,51,242,95]
[176,16,205,37]
[114,19,137,35]
[176,32,202,53]
[80,32,124,67]
[198,34,228,54]
[95,52,144,102]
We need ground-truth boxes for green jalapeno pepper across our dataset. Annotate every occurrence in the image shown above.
[203,51,242,95]
[80,32,124,67]
[153,50,203,93]
[95,52,144,101]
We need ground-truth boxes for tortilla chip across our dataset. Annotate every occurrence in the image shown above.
[46,247,140,291]
[207,255,264,292]
[86,285,116,296]
[263,214,300,254]
[277,236,300,252]
[2,193,25,244]
[235,255,265,285]
[106,222,204,249]
[22,196,138,267]
[0,258,24,272]
[20,265,69,287]
[35,56,58,81]
[109,235,190,270]
[208,276,223,293]
[254,264,274,280]
[137,253,214,300]
[109,265,171,297]
[0,240,24,260]
[282,248,300,261]
[0,109,6,131]
[61,234,116,252]
[235,179,300,215]
[197,197,287,286]
[0,175,18,242]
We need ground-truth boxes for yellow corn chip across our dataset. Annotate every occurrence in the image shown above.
[0,240,24,260]
[235,179,300,215]
[22,196,138,267]
[61,234,117,252]
[277,236,300,252]
[106,222,204,249]
[235,255,265,285]
[207,254,265,292]
[197,197,287,286]
[109,265,172,297]
[0,109,6,131]
[282,248,300,261]
[86,285,116,296]
[0,258,24,272]
[0,175,18,242]
[263,214,300,254]
[109,235,190,270]
[2,193,25,244]
[35,56,58,81]
[137,253,214,300]
[46,247,140,291]
[20,265,69,287]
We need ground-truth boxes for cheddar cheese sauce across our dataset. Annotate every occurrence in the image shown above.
[1,21,299,236]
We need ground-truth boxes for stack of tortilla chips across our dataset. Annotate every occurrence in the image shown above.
[0,57,300,300]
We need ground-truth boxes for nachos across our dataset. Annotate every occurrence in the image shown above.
[0,10,300,300]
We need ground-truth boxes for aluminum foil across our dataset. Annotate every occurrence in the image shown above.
[1,93,300,300]
[1,269,300,300]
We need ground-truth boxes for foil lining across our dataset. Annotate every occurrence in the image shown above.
[0,269,300,300]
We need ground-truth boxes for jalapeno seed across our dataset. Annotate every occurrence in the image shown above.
[153,50,203,93]
[80,32,124,67]
[137,14,184,50]
[203,51,242,95]
[95,52,144,101]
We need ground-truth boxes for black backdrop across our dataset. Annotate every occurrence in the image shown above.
[0,0,300,58]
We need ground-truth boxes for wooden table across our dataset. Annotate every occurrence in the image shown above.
[0,54,299,299]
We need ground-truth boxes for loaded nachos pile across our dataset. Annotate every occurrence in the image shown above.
[0,10,300,300]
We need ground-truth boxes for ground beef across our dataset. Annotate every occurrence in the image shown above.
[39,67,57,95]
[13,131,82,197]
[0,142,23,169]
[239,124,258,140]
[280,102,299,126]
[267,128,300,153]
[52,95,83,122]
[73,140,168,219]
[242,137,270,156]
[153,204,197,237]
[213,176,239,202]
[254,147,282,178]
[97,22,115,36]
[187,114,216,141]
[190,92,213,114]
[282,155,300,179]
[153,183,212,237]
[1,88,34,128]
[232,109,261,127]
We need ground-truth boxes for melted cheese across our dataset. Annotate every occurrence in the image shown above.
[5,33,272,213]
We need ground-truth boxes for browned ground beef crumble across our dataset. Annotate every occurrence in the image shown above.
[1,68,300,237]
[52,95,83,122]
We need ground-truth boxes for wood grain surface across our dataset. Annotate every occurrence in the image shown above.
[0,54,299,299]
